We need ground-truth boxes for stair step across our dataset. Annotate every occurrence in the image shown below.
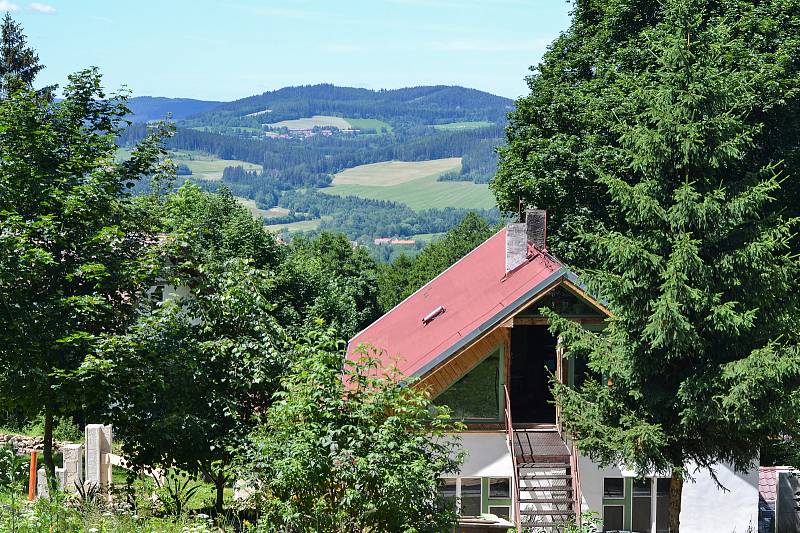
[520,486,573,492]
[518,462,570,468]
[520,473,572,480]
[520,498,575,504]
[520,510,576,516]
[519,521,573,529]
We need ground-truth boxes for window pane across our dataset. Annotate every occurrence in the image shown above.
[603,505,624,531]
[488,506,510,521]
[632,478,652,533]
[633,478,651,496]
[656,478,670,533]
[489,478,510,498]
[604,477,624,498]
[460,478,482,517]
[434,352,500,419]
[438,478,457,512]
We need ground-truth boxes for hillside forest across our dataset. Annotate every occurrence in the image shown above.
[116,84,508,258]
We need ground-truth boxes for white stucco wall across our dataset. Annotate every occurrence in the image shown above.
[576,450,759,533]
[446,432,514,478]
[679,463,759,533]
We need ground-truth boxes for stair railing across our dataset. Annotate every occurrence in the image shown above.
[571,441,582,525]
[503,384,521,529]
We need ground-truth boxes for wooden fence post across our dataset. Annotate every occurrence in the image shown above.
[28,450,37,501]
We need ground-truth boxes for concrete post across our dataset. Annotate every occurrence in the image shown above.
[85,424,113,489]
[61,443,82,493]
[36,467,47,499]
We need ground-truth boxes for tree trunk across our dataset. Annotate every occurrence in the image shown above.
[42,406,56,491]
[214,467,226,515]
[669,472,684,533]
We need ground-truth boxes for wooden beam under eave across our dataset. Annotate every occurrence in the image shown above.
[561,278,614,318]
[513,316,606,326]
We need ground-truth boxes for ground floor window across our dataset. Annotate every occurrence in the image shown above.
[438,476,513,518]
[602,476,671,533]
[603,505,624,531]
[461,478,482,517]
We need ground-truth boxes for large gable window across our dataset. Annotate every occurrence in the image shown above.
[433,350,501,420]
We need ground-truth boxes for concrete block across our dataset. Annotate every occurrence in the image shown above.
[61,443,82,493]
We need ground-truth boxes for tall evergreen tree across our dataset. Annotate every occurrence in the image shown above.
[0,14,53,99]
[493,0,800,267]
[510,1,800,531]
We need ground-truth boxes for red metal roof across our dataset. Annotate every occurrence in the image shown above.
[759,467,778,502]
[347,227,565,378]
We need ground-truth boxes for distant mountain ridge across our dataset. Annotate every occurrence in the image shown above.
[181,84,513,128]
[126,96,222,122]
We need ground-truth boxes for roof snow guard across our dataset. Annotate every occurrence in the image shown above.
[346,226,567,379]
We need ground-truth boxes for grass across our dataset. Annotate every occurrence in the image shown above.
[263,115,392,134]
[115,149,261,182]
[344,118,393,133]
[410,232,444,243]
[432,121,495,131]
[322,159,495,211]
[235,198,288,219]
[264,115,352,130]
[169,150,261,181]
[332,158,462,187]
[264,216,333,233]
[110,466,234,512]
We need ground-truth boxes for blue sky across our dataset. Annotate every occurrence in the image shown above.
[5,0,572,102]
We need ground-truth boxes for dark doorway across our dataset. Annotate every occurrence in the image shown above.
[509,325,557,423]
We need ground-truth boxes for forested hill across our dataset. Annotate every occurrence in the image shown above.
[119,83,509,250]
[182,84,513,128]
[126,96,222,122]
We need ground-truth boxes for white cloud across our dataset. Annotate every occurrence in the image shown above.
[0,1,20,12]
[29,2,55,13]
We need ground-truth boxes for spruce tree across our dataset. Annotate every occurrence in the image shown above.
[0,14,53,99]
[493,0,800,267]
[527,1,800,531]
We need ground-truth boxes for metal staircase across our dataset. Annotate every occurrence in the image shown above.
[516,453,575,531]
[504,387,577,532]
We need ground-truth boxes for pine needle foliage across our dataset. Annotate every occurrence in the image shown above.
[495,0,800,530]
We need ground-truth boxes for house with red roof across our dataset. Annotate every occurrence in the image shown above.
[348,210,759,532]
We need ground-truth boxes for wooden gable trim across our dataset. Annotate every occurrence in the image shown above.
[561,278,614,318]
[416,327,508,398]
[414,275,610,397]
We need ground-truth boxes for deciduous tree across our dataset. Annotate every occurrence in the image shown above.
[0,68,169,485]
[244,337,464,532]
[102,259,286,513]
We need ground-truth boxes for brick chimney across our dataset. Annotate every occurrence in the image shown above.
[505,209,547,272]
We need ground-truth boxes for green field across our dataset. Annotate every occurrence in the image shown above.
[433,121,495,131]
[333,158,462,186]
[265,216,333,233]
[411,232,445,242]
[264,115,392,133]
[116,149,261,181]
[170,150,262,181]
[346,118,393,133]
[323,159,495,211]
[265,115,352,130]
[236,198,289,219]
